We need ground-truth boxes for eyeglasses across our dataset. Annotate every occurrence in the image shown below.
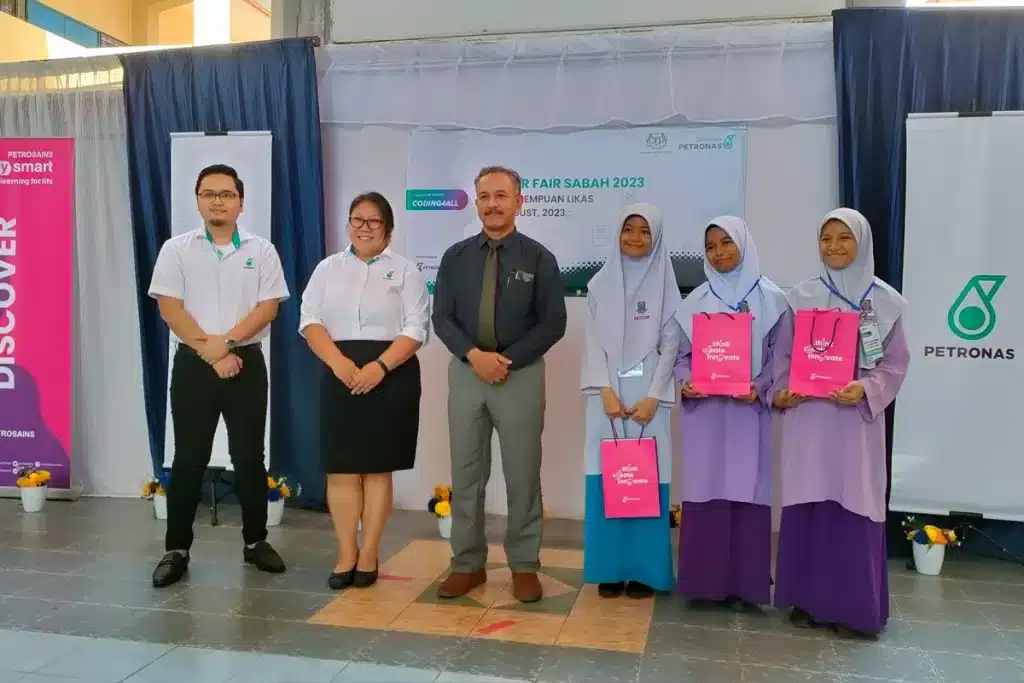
[349,216,384,231]
[198,191,239,202]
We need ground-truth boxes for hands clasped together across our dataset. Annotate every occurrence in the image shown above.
[197,335,242,379]
[600,388,659,426]
[773,381,865,409]
[329,355,386,395]
[467,349,512,385]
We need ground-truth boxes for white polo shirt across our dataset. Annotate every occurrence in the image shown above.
[299,245,429,343]
[148,227,290,344]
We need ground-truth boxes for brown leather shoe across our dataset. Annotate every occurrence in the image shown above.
[437,569,486,598]
[512,572,543,603]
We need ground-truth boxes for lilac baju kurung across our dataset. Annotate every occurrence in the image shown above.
[673,321,781,605]
[771,310,910,635]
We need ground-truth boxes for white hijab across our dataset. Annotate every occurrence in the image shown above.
[785,208,907,368]
[587,203,682,374]
[674,216,787,375]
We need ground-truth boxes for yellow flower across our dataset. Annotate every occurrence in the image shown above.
[435,500,451,517]
[16,477,28,488]
[267,476,277,488]
[279,485,291,498]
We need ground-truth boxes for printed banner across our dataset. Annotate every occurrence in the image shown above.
[0,139,74,489]
[895,114,1024,521]
[405,127,746,294]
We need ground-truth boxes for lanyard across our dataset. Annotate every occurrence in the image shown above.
[206,228,241,259]
[819,275,874,312]
[708,277,760,313]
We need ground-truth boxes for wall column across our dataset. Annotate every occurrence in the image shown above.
[270,0,328,42]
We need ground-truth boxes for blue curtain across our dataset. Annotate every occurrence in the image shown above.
[834,7,1024,559]
[121,39,327,509]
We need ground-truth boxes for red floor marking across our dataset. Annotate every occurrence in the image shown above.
[379,574,414,581]
[477,619,517,635]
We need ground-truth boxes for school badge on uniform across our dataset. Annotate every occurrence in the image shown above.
[634,300,651,321]
[244,257,255,270]
[384,271,395,280]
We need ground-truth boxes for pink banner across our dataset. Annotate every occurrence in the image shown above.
[0,139,74,489]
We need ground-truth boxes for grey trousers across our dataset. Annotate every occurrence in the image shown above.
[447,357,545,573]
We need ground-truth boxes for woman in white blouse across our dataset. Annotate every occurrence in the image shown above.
[300,192,430,590]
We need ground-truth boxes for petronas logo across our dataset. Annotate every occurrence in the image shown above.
[947,275,1005,341]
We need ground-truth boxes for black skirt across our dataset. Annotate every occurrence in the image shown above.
[320,340,421,474]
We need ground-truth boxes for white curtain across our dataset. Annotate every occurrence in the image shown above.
[0,56,152,497]
[318,22,835,128]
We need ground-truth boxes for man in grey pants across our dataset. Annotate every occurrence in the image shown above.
[431,166,567,602]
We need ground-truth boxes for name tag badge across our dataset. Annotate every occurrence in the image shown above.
[859,315,884,366]
[514,270,534,283]
[618,362,643,378]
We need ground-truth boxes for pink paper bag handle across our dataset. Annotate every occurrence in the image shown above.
[608,418,646,445]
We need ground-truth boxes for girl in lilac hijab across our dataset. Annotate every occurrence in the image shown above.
[771,208,909,637]
[673,216,786,610]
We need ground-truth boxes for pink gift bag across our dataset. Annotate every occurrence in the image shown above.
[600,420,661,519]
[789,309,859,398]
[690,312,753,396]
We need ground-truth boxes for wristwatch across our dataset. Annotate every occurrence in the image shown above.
[226,337,238,349]
[374,358,390,374]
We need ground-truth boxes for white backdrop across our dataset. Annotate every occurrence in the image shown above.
[894,113,1024,522]
[318,22,838,522]
[0,57,151,497]
[165,132,273,472]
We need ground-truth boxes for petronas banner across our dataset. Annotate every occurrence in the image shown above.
[404,127,746,296]
[895,113,1023,521]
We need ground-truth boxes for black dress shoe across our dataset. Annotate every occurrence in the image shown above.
[598,582,625,598]
[625,581,654,599]
[353,564,379,588]
[152,551,189,588]
[328,566,356,590]
[243,541,286,573]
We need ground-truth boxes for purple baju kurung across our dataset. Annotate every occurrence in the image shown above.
[673,321,781,605]
[771,310,910,635]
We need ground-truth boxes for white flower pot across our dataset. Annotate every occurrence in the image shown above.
[267,499,285,527]
[20,486,47,513]
[153,494,168,520]
[437,515,452,539]
[912,541,946,576]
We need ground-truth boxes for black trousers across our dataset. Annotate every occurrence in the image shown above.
[166,344,268,551]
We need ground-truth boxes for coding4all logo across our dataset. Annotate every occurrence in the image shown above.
[947,275,1005,341]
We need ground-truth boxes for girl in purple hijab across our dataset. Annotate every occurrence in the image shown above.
[673,217,787,610]
[771,208,909,637]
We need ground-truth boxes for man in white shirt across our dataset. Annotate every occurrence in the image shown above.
[148,164,290,588]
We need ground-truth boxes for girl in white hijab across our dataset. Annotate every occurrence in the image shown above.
[772,208,910,638]
[672,216,787,611]
[580,203,681,599]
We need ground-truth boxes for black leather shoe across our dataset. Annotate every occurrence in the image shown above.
[243,541,286,573]
[625,581,654,599]
[328,567,356,590]
[152,551,189,588]
[353,565,379,588]
[598,582,625,598]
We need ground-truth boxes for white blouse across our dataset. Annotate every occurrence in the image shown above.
[299,246,430,343]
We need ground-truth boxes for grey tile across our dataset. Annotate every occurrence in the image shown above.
[442,640,545,682]
[0,569,54,596]
[0,629,90,673]
[0,596,62,629]
[235,590,335,621]
[352,631,459,670]
[34,603,148,638]
[332,663,439,682]
[36,638,172,682]
[737,632,837,671]
[644,623,741,661]
[262,623,377,661]
[887,573,965,601]
[0,529,83,551]
[651,597,740,629]
[118,610,276,651]
[928,651,1024,683]
[740,665,841,682]
[831,642,937,681]
[979,602,1024,630]
[909,621,1011,657]
[75,553,167,580]
[17,674,93,682]
[158,586,249,615]
[996,628,1024,660]
[254,567,337,595]
[536,647,641,683]
[0,550,94,574]
[435,673,531,683]
[956,580,1024,606]
[638,654,742,683]
[227,652,348,682]
[894,596,991,626]
[872,618,921,649]
[123,645,258,683]
[114,609,198,646]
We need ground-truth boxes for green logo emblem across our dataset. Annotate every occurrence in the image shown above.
[384,271,394,280]
[244,257,255,269]
[947,275,1005,341]
[426,280,436,296]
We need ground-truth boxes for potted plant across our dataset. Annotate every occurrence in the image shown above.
[903,516,959,576]
[267,476,298,527]
[16,467,51,513]
[428,485,453,539]
[142,472,170,520]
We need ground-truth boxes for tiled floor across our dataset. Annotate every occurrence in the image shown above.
[0,498,1023,682]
